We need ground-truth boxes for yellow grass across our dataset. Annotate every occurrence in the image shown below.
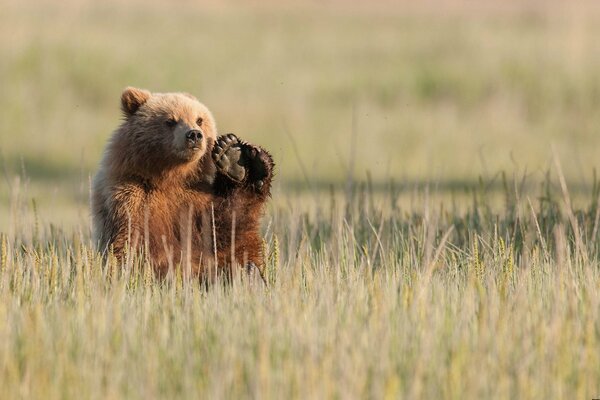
[1,1,600,398]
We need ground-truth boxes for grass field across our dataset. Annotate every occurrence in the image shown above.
[1,1,600,399]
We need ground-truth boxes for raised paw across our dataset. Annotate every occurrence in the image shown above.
[242,143,272,190]
[212,134,274,191]
[212,134,246,182]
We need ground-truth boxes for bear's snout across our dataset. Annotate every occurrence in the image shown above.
[186,129,203,147]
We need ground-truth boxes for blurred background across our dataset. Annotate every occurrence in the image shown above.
[1,0,600,227]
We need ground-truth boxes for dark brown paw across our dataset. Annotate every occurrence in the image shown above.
[244,144,272,190]
[212,134,273,190]
[212,134,246,182]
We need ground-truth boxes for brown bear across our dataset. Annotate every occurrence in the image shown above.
[91,87,274,280]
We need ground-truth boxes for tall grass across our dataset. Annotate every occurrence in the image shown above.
[1,172,599,399]
[2,1,600,398]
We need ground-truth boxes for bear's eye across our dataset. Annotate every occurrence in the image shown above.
[196,117,203,126]
[165,118,177,128]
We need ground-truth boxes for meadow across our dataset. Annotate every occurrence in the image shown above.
[1,1,600,398]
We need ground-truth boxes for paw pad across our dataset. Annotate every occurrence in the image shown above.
[212,134,246,182]
[212,133,272,189]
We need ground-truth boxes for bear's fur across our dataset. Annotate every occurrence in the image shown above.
[91,87,274,279]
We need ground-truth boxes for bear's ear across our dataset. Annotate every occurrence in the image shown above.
[121,87,151,116]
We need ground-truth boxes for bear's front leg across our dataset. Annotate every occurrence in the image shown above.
[212,133,274,197]
[211,133,274,272]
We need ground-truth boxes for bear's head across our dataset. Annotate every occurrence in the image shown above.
[109,87,217,180]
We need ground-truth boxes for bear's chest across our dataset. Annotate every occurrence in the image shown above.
[141,186,213,239]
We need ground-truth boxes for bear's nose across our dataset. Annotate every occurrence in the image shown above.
[186,130,203,143]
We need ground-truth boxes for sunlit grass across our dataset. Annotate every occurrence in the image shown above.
[2,1,600,398]
[1,171,600,399]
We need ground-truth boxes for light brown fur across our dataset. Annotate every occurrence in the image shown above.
[92,87,274,279]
